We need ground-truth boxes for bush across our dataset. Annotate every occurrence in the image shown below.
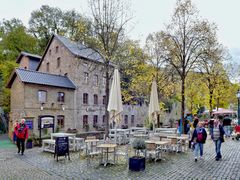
[132,138,146,157]
[27,138,32,142]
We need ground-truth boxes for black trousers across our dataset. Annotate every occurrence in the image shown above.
[17,138,25,154]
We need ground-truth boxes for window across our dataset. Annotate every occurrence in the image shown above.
[46,62,50,72]
[94,94,98,105]
[103,77,106,86]
[84,72,89,83]
[56,46,59,53]
[124,115,128,124]
[94,75,98,86]
[103,96,106,105]
[57,57,61,68]
[131,115,134,126]
[49,49,51,56]
[57,115,64,128]
[102,115,105,124]
[83,93,88,104]
[93,115,98,127]
[83,115,88,126]
[57,92,65,102]
[38,90,47,102]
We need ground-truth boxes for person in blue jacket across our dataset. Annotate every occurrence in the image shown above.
[191,122,207,162]
[210,116,225,161]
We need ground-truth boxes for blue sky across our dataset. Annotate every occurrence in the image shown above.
[1,0,240,62]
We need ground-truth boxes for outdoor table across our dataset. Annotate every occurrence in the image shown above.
[97,143,117,166]
[85,139,99,153]
[51,133,76,151]
[154,133,169,141]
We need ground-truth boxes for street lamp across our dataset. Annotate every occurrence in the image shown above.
[236,90,240,125]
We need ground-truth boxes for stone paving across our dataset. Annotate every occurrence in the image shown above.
[0,136,240,180]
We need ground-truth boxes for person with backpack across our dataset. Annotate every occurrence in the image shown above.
[15,119,29,155]
[191,121,207,162]
[210,117,225,161]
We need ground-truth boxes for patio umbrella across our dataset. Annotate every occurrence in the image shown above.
[149,79,160,132]
[107,69,123,141]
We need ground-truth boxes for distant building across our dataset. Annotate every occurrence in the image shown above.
[7,34,148,137]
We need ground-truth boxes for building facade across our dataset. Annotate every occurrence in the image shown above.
[8,34,148,137]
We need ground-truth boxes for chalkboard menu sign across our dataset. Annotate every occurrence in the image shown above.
[54,136,70,161]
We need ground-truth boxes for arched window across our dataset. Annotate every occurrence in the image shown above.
[124,115,128,124]
[83,115,88,126]
[94,94,98,105]
[57,115,64,128]
[38,90,47,102]
[57,92,65,102]
[46,62,50,72]
[83,93,88,104]
[57,57,61,68]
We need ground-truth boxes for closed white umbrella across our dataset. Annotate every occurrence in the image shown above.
[149,80,160,132]
[107,69,123,141]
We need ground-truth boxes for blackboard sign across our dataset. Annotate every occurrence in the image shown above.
[54,136,70,161]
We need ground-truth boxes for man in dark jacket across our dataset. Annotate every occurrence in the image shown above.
[191,122,207,162]
[210,117,225,161]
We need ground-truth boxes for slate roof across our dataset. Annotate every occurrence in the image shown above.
[16,51,42,70]
[7,68,76,89]
[54,34,104,63]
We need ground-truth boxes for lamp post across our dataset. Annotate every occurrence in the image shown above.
[236,89,240,125]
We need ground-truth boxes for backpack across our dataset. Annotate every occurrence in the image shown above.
[197,128,203,142]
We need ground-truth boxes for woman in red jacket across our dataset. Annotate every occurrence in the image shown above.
[15,119,29,155]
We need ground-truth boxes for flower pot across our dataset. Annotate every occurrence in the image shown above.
[129,156,145,171]
[26,141,33,149]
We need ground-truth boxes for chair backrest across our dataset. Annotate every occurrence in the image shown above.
[146,143,156,151]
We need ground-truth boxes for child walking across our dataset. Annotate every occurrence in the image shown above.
[191,122,207,162]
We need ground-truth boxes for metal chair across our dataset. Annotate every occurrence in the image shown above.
[145,143,161,162]
[115,144,129,164]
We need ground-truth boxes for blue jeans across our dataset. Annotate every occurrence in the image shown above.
[223,126,230,137]
[214,139,222,158]
[194,143,203,158]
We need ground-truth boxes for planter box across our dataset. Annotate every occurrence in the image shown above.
[129,156,145,171]
[26,141,33,149]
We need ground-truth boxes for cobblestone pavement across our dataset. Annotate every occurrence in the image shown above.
[0,137,240,180]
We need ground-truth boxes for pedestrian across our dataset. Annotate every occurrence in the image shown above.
[12,121,19,144]
[210,117,225,161]
[16,119,29,155]
[193,116,199,129]
[191,121,207,162]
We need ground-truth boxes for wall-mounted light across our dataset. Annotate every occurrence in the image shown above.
[61,104,65,111]
[40,103,45,111]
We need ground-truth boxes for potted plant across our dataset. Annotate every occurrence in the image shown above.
[129,138,146,171]
[26,138,33,149]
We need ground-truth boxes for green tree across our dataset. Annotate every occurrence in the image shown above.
[161,0,218,127]
[29,5,91,52]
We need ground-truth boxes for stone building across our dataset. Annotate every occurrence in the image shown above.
[7,34,148,137]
